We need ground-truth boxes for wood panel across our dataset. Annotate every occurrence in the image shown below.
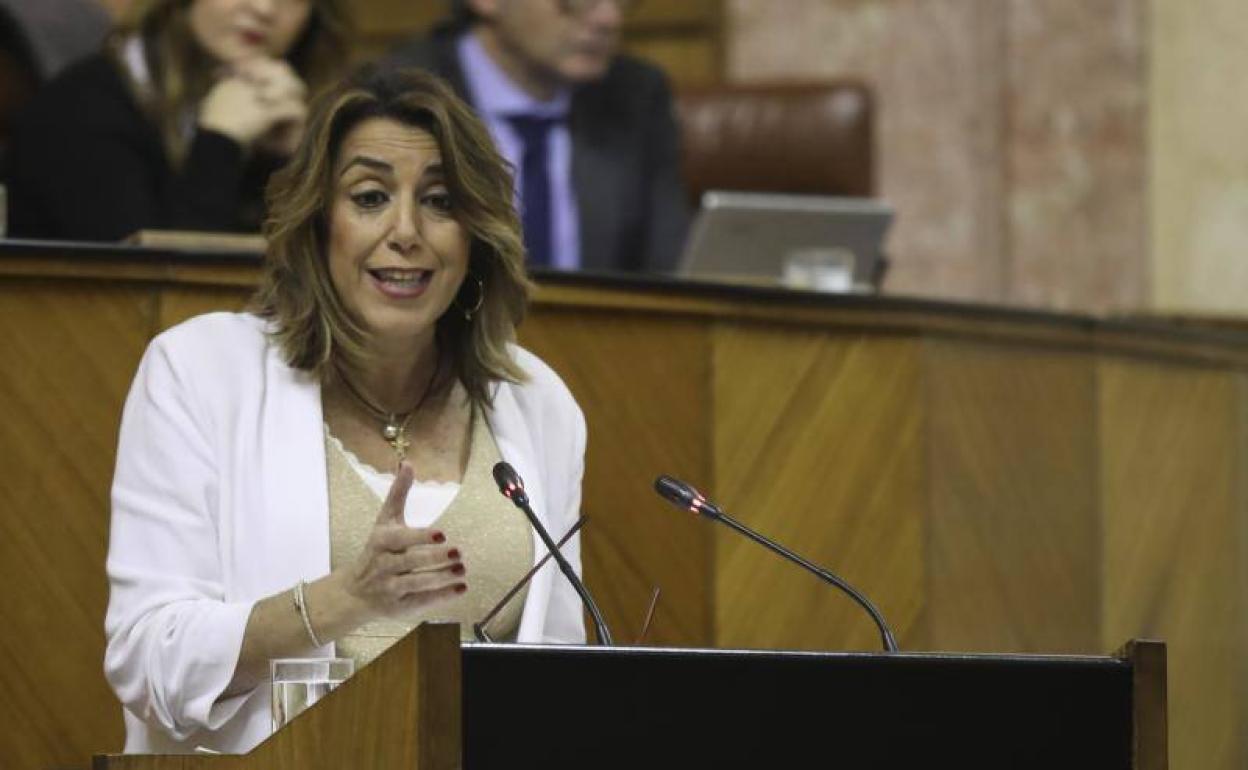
[519,307,715,645]
[95,624,462,770]
[1099,359,1248,770]
[925,340,1100,653]
[156,286,250,331]
[8,251,1248,767]
[351,0,721,34]
[0,281,154,767]
[624,37,721,87]
[711,326,925,651]
[348,0,725,86]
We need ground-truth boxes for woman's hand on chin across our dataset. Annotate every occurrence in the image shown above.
[199,57,308,153]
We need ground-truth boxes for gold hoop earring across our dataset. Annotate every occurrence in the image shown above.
[455,275,484,321]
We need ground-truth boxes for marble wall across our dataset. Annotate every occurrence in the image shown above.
[1150,0,1248,314]
[728,0,1149,313]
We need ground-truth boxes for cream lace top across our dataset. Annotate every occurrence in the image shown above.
[324,408,533,668]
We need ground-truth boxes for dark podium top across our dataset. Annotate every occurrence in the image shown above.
[465,642,1144,768]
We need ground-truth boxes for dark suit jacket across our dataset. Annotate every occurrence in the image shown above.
[8,52,281,240]
[384,25,689,274]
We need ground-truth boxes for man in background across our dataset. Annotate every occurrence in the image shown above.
[385,0,688,274]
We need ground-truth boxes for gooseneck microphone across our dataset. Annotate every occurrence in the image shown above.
[493,462,613,646]
[654,475,899,652]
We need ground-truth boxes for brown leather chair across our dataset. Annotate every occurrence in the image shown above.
[674,81,874,207]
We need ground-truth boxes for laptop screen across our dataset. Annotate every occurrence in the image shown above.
[677,191,893,291]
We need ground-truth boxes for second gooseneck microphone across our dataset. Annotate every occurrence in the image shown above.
[493,462,614,646]
[654,475,899,652]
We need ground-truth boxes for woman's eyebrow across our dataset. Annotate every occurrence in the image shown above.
[338,155,393,177]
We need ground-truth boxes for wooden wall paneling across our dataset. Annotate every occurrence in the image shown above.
[352,0,446,33]
[1099,359,1247,770]
[710,325,925,651]
[0,282,153,767]
[350,0,447,63]
[347,0,724,84]
[624,0,724,87]
[519,307,715,646]
[11,250,1248,767]
[623,37,721,87]
[629,0,721,27]
[924,339,1100,654]
[156,286,252,332]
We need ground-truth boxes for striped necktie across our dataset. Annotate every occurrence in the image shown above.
[505,115,559,268]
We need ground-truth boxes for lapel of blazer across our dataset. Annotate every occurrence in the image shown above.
[487,379,555,643]
[257,345,331,602]
[571,91,623,273]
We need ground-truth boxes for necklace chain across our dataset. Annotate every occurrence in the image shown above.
[335,360,440,463]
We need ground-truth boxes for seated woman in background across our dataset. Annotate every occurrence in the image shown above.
[103,66,587,754]
[6,0,348,240]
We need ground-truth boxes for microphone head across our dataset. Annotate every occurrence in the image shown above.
[654,475,696,507]
[492,461,529,506]
[653,475,721,518]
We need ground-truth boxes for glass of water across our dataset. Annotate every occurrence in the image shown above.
[270,657,353,733]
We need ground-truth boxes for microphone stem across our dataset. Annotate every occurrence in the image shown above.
[520,500,615,646]
[714,510,898,653]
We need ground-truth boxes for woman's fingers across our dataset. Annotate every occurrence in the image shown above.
[346,466,468,617]
[200,57,307,147]
[371,523,445,553]
[265,96,307,122]
[381,544,462,576]
[377,462,414,524]
[391,569,468,602]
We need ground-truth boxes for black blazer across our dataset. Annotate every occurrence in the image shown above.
[385,26,689,274]
[7,52,281,241]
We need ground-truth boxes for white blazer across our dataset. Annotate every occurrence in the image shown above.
[103,312,587,754]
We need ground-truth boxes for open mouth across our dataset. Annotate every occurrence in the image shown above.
[368,267,433,295]
[239,30,267,47]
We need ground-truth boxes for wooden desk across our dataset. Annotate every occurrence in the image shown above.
[1,240,1241,768]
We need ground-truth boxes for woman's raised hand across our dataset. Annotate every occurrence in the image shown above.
[341,463,466,621]
[199,57,308,154]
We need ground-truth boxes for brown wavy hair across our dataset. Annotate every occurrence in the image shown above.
[112,0,351,164]
[253,65,533,407]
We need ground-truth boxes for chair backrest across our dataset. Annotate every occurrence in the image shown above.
[675,81,874,206]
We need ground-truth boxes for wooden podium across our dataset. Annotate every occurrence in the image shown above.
[94,625,1167,769]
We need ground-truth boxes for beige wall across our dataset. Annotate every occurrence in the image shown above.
[727,0,1150,313]
[1151,0,1248,314]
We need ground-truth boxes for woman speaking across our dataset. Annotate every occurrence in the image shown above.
[103,67,587,753]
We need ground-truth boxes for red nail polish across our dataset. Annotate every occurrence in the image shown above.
[447,548,460,560]
[454,583,467,594]
[431,532,446,544]
[451,563,465,575]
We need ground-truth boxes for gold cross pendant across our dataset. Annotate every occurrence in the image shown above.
[389,429,411,462]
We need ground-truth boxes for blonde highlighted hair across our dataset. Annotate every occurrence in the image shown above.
[253,65,533,407]
[111,0,350,164]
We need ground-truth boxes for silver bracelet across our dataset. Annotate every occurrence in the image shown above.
[292,580,324,648]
